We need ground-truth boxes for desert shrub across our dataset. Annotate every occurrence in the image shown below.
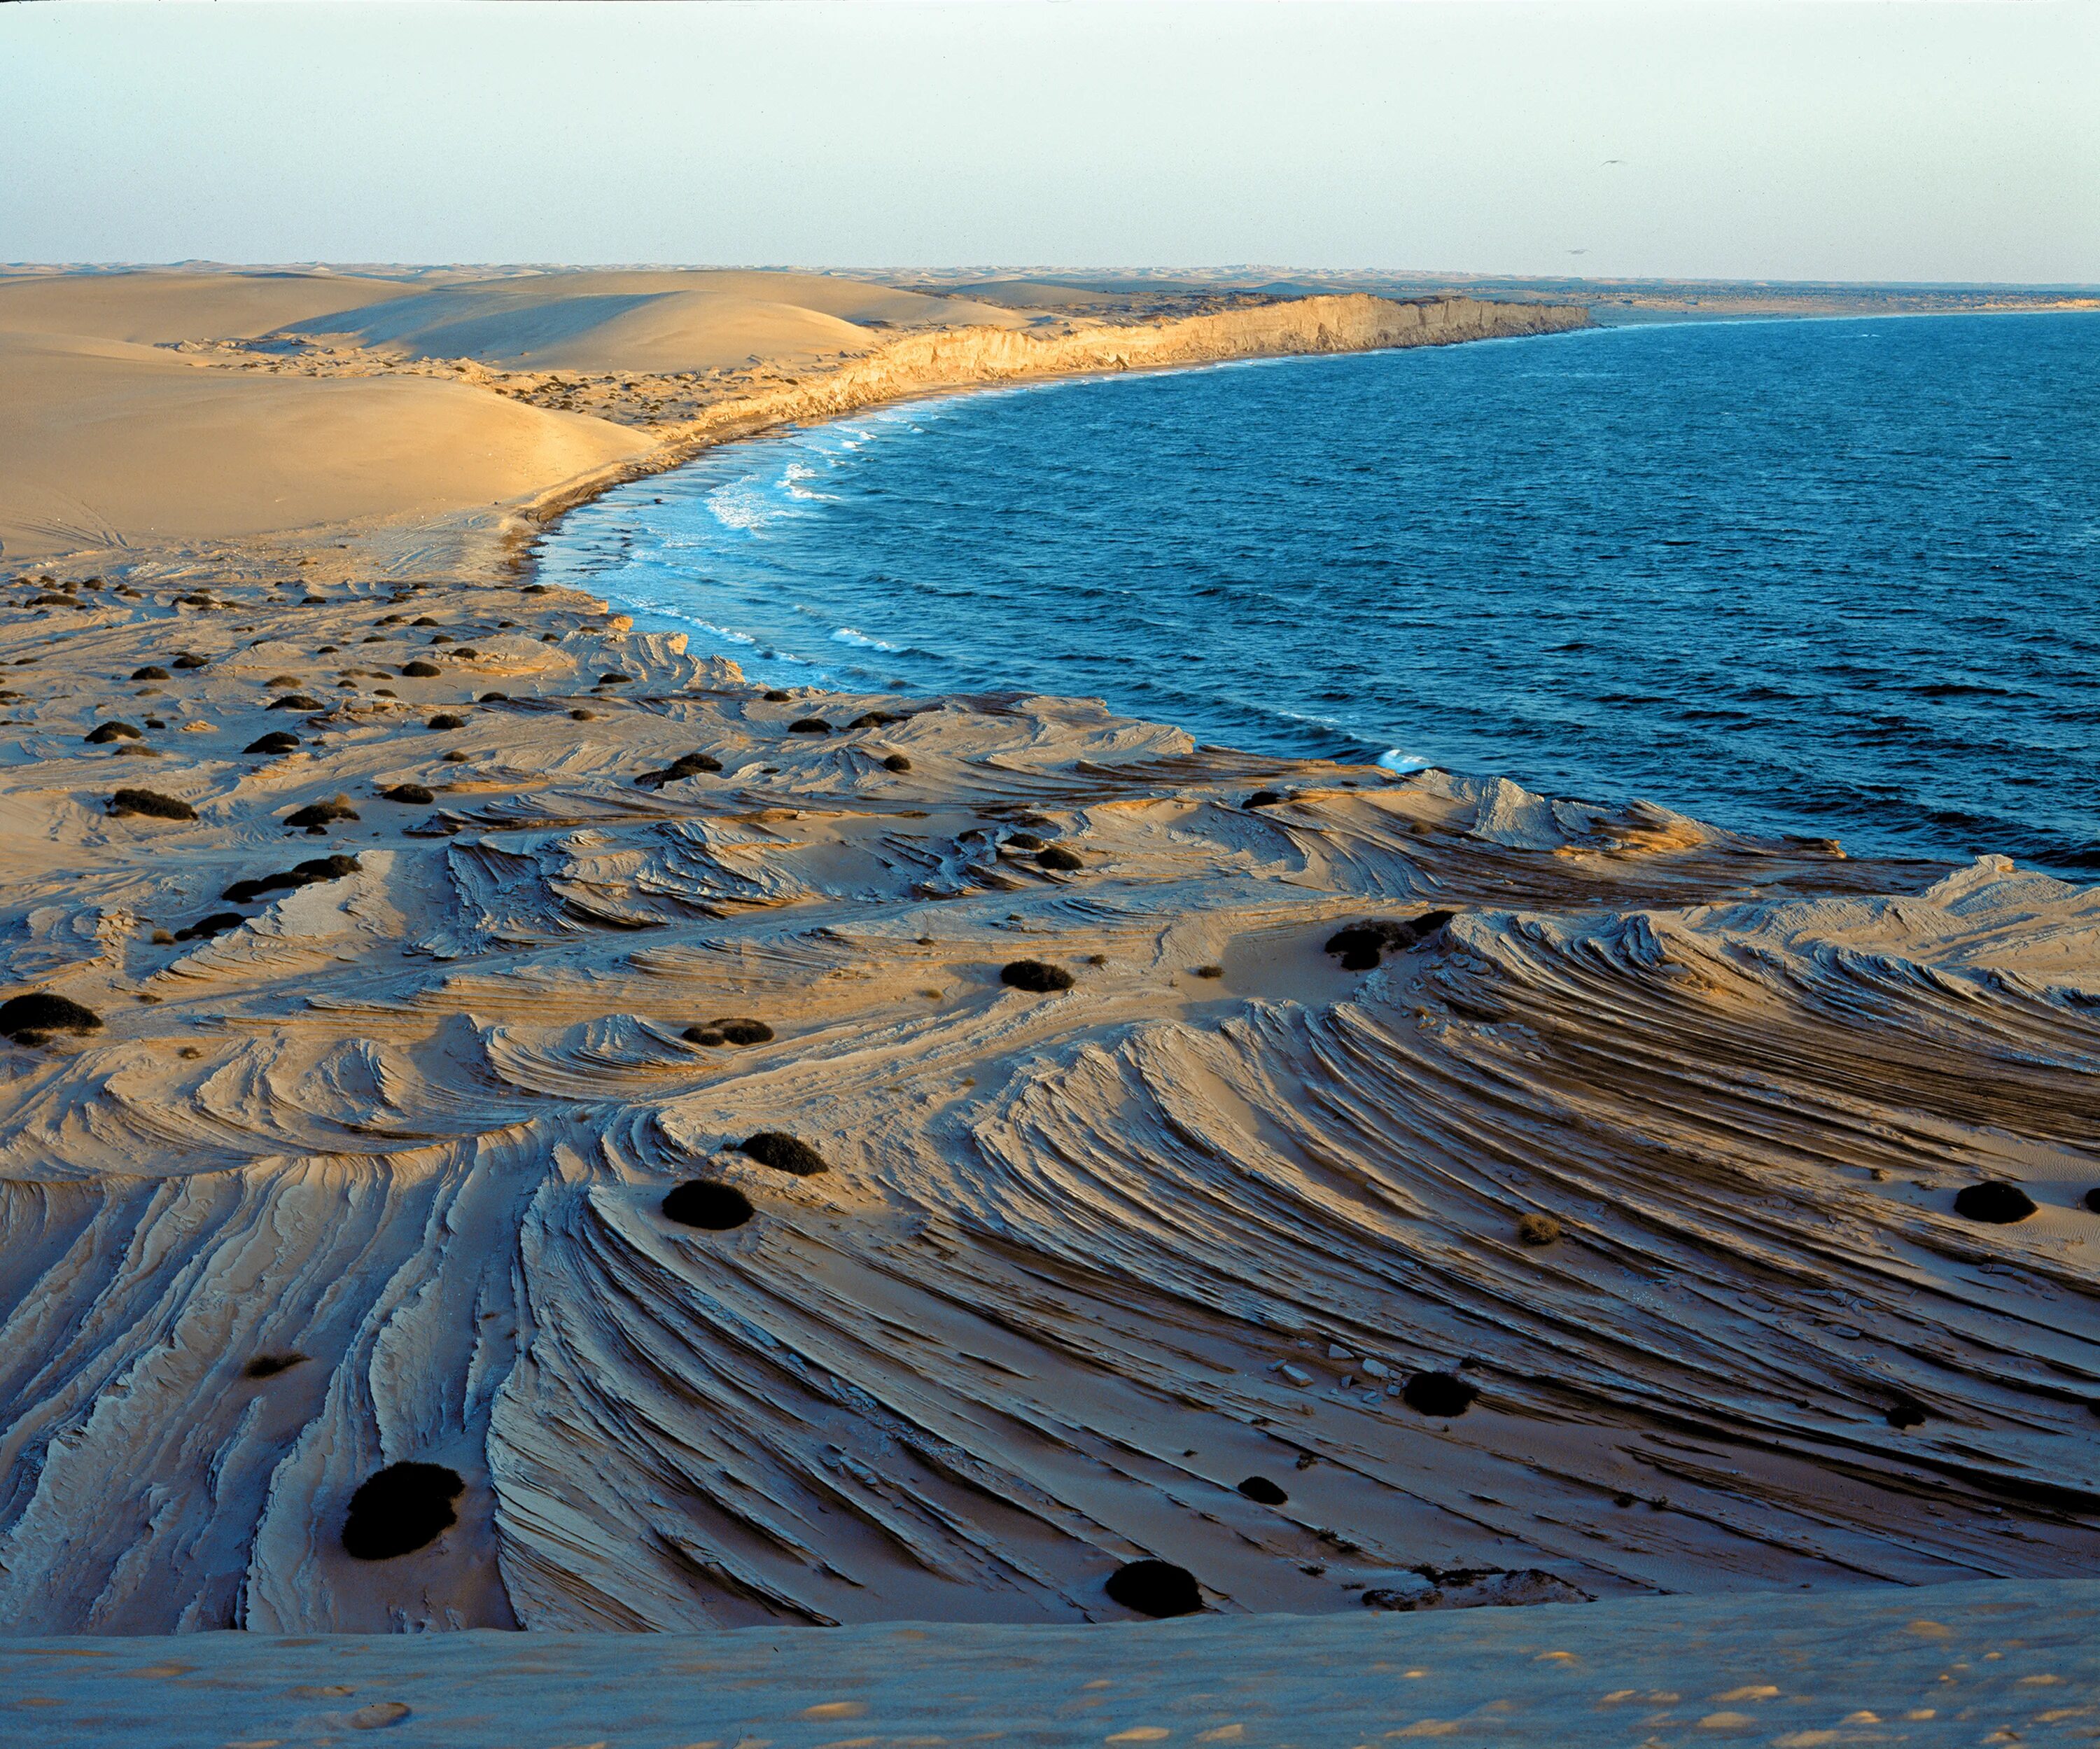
[1004,831,1044,851]
[598,671,631,685]
[285,799,360,830]
[685,1017,774,1047]
[1236,1475,1288,1506]
[131,665,169,681]
[244,1353,307,1379]
[1324,912,1455,972]
[1105,1558,1201,1618]
[172,653,209,669]
[223,854,358,904]
[763,688,792,702]
[441,750,468,764]
[477,691,508,703]
[342,1462,464,1561]
[1191,964,1224,980]
[174,912,244,942]
[399,661,441,678]
[883,753,912,772]
[2084,1187,2100,1214]
[1244,790,1284,809]
[428,634,454,646]
[268,694,325,711]
[108,788,197,821]
[520,583,549,595]
[788,717,832,735]
[1516,1213,1562,1247]
[662,1180,755,1231]
[570,708,596,721]
[427,713,466,731]
[1037,846,1083,872]
[150,929,174,945]
[0,992,102,1039]
[85,722,143,744]
[1001,959,1073,994]
[111,745,162,758]
[412,615,440,627]
[848,710,902,728]
[1401,1371,1478,1417]
[1954,1181,2036,1225]
[1886,1396,1928,1430]
[738,1131,828,1176]
[637,751,724,788]
[384,783,435,804]
[265,674,302,688]
[246,732,301,755]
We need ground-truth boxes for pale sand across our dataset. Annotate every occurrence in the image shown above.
[5,1580,2092,1745]
[0,270,2094,1671]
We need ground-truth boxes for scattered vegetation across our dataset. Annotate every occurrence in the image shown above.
[685,1018,774,1047]
[477,691,508,703]
[570,708,596,721]
[1105,1558,1202,1618]
[108,788,197,821]
[737,1131,828,1176]
[598,671,632,685]
[1037,845,1084,872]
[763,688,792,702]
[1324,912,1456,971]
[848,709,903,728]
[171,653,209,670]
[1954,1181,2037,1224]
[427,713,467,731]
[1001,959,1074,994]
[1516,1213,1562,1247]
[84,722,143,745]
[130,666,169,681]
[0,992,102,1040]
[245,731,302,755]
[662,1180,755,1232]
[398,660,441,678]
[1243,790,1284,809]
[1236,1475,1288,1506]
[1886,1396,1928,1430]
[1191,964,1223,980]
[383,783,435,804]
[341,1461,465,1561]
[243,1353,307,1380]
[174,912,244,942]
[1401,1371,1478,1417]
[267,694,325,711]
[883,753,912,772]
[788,717,833,734]
[636,751,724,788]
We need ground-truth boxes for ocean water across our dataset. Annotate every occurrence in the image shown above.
[534,312,2100,874]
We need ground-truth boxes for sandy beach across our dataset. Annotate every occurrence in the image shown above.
[0,269,2095,1727]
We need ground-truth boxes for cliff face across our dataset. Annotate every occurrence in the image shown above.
[528,294,1588,520]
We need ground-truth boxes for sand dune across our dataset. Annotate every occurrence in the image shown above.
[0,328,650,558]
[0,268,418,344]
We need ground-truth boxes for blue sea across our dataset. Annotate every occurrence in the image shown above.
[534,312,2100,874]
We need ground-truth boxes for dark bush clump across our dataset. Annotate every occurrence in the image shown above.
[2085,1187,2100,1215]
[427,713,466,731]
[1001,959,1073,994]
[412,615,440,627]
[477,692,508,703]
[85,722,143,744]
[399,660,442,678]
[1516,1213,1562,1247]
[0,992,102,1040]
[108,788,197,821]
[570,707,596,721]
[1954,1181,2037,1225]
[1037,846,1084,872]
[342,1461,465,1561]
[1191,964,1223,980]
[1886,1396,1928,1430]
[848,710,902,728]
[284,800,360,830]
[244,1353,307,1380]
[636,751,724,789]
[598,671,632,685]
[246,731,302,755]
[384,783,435,804]
[763,688,792,702]
[738,1131,828,1176]
[172,653,209,670]
[131,665,170,681]
[685,1018,774,1047]
[787,717,833,735]
[1324,912,1456,972]
[1236,1475,1288,1506]
[174,912,244,942]
[1243,790,1284,809]
[268,694,325,711]
[1402,1371,1479,1417]
[883,753,912,772]
[1105,1558,1202,1618]
[223,854,359,905]
[1004,831,1044,851]
[662,1180,755,1231]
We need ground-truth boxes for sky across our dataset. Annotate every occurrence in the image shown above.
[2,1,2094,284]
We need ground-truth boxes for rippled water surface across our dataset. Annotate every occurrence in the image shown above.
[536,312,2100,872]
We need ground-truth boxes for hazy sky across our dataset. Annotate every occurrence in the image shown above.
[4,1,2094,282]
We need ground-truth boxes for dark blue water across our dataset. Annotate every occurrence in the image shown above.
[537,313,2100,874]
